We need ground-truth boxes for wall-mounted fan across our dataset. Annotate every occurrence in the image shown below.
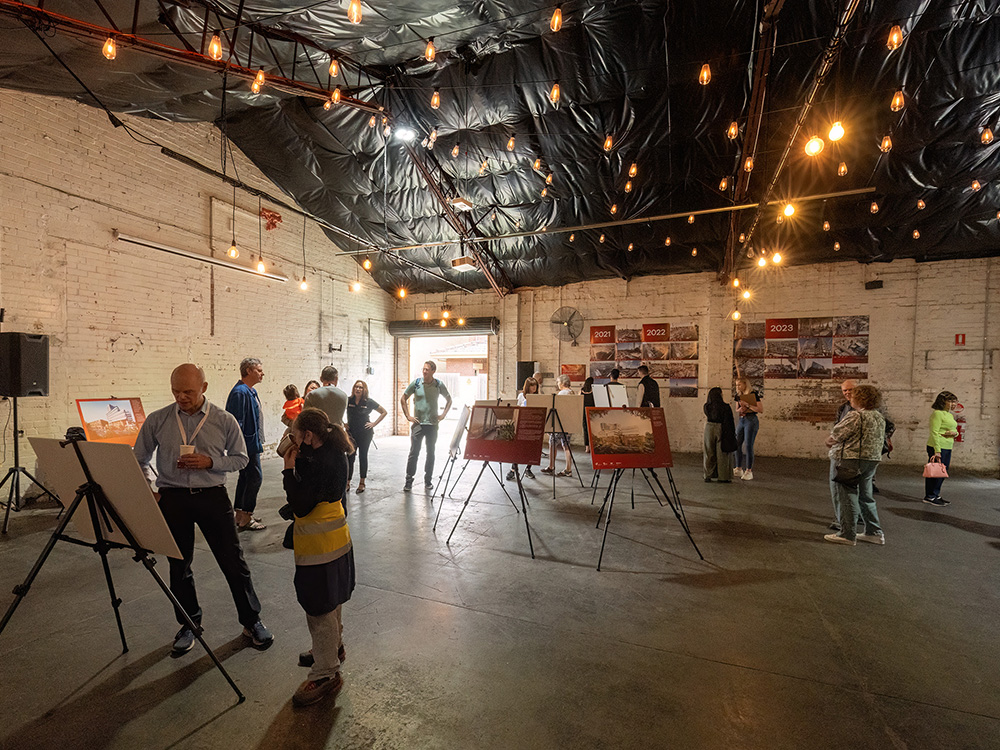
[550,306,584,346]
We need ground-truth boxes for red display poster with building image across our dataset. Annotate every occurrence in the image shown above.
[76,398,147,445]
[587,407,673,470]
[464,405,547,465]
[561,364,587,382]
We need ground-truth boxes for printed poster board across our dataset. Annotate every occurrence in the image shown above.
[464,406,547,465]
[587,407,674,470]
[592,383,629,408]
[449,405,471,457]
[76,398,147,445]
[587,321,699,396]
[524,393,585,435]
[29,437,182,558]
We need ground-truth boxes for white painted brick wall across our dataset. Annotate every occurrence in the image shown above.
[0,90,396,482]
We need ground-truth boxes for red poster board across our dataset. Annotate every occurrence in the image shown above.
[641,323,671,342]
[561,364,587,382]
[464,406,547,464]
[587,407,673,470]
[590,325,616,344]
[765,319,798,339]
[76,398,147,445]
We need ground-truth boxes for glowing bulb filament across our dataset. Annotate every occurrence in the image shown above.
[363,258,372,270]
[300,278,308,291]
[425,38,436,61]
[208,33,223,61]
[805,135,824,156]
[880,135,893,153]
[917,199,926,210]
[352,281,362,292]
[744,156,754,172]
[251,70,265,94]
[972,179,982,191]
[256,258,266,273]
[398,288,407,299]
[890,90,904,112]
[783,203,795,217]
[102,37,116,60]
[838,161,848,177]
[333,86,341,103]
[727,121,739,140]
[227,244,239,259]
[887,24,903,50]
[699,63,711,85]
[546,173,553,185]
[870,201,879,214]
[549,82,561,105]
[329,58,339,77]
[625,180,633,193]
[772,252,782,264]
[431,90,441,109]
[823,221,831,231]
[628,162,637,177]
[982,128,995,145]
[912,230,920,239]
[687,214,695,224]
[550,6,562,32]
[664,237,671,246]
[719,177,728,191]
[348,0,362,24]
[732,310,741,321]
[733,277,740,287]
[757,256,767,267]
[533,158,542,171]
[603,135,613,152]
[610,204,617,215]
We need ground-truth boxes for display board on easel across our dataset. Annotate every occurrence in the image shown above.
[592,383,629,408]
[586,407,673,470]
[523,393,584,434]
[464,406,546,465]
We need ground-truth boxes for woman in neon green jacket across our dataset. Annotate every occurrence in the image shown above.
[924,391,959,507]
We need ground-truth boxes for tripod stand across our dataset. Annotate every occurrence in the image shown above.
[0,396,60,534]
[0,438,244,702]
[445,460,533,558]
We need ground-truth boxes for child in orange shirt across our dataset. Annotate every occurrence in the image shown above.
[282,384,305,426]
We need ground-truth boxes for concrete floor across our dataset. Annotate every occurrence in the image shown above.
[0,438,998,749]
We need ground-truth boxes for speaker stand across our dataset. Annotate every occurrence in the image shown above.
[1,397,60,534]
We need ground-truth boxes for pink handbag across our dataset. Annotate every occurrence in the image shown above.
[923,457,949,478]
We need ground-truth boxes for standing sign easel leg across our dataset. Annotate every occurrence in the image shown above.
[513,472,535,559]
[447,462,489,544]
[648,468,703,560]
[487,462,520,512]
[596,469,624,571]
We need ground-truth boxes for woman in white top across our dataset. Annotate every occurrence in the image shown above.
[507,377,539,481]
[541,374,574,476]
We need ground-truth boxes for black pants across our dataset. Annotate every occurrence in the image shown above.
[924,445,952,499]
[347,428,373,481]
[158,486,262,628]
[405,422,438,483]
[233,451,262,514]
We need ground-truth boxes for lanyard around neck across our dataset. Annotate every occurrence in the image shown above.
[176,402,211,445]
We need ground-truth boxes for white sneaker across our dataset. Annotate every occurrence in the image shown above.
[857,532,885,545]
[733,467,743,478]
[824,533,856,546]
[741,469,753,481]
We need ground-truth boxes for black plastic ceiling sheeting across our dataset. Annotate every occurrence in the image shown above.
[0,0,999,295]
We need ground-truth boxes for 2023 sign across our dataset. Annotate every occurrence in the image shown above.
[765,319,798,338]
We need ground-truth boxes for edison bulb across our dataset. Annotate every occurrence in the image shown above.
[348,0,362,24]
[727,121,739,140]
[603,135,613,152]
[783,203,795,217]
[352,281,362,292]
[363,258,372,270]
[452,143,460,158]
[823,220,831,231]
[732,310,741,321]
[102,37,116,60]
[838,161,848,177]
[772,252,782,264]
[664,237,671,246]
[699,64,711,85]
[256,258,266,273]
[887,24,903,50]
[834,241,841,251]
[757,256,767,267]
[329,57,339,77]
[982,128,995,145]
[422,311,430,320]
[227,244,239,259]
[507,134,516,151]
[687,214,695,224]
[550,5,562,32]
[431,90,440,109]
[890,90,904,112]
[549,82,561,105]
[209,33,223,61]
[829,121,845,141]
[719,177,728,191]
[625,180,633,193]
[425,38,436,61]
[917,199,925,210]
[805,135,824,156]
[628,162,637,178]
[732,277,740,287]
[742,290,751,299]
[880,135,893,153]
[913,230,920,239]
[744,156,754,172]
[299,278,308,291]
[398,288,407,299]
[870,201,880,214]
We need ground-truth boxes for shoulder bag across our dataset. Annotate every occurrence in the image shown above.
[833,412,864,488]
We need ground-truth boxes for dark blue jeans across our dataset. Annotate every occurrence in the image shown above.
[735,414,759,470]
[234,450,262,514]
[924,446,951,499]
[348,428,373,480]
[406,422,439,483]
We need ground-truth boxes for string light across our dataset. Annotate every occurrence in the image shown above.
[549,82,561,106]
[300,277,308,291]
[627,243,634,252]
[507,134,516,151]
[348,0,362,24]
[541,187,548,197]
[732,310,741,321]
[452,143,460,158]
[742,290,751,299]
[757,256,767,267]
[739,233,746,243]
[102,37,116,60]
[887,24,903,50]
[719,177,728,191]
[625,180,633,193]
[727,121,739,140]
[870,201,879,214]
[972,179,982,191]
[838,161,848,176]
[783,203,795,217]
[610,204,618,215]
[398,288,407,299]
[569,233,575,242]
[829,121,845,141]
[351,280,362,292]
[823,220,831,231]
[425,38,436,61]
[227,243,239,259]
[329,57,339,77]
[208,32,223,61]
[744,156,754,172]
[479,159,488,176]
[890,90,905,112]
[776,214,784,224]
[533,158,542,171]
[546,173,553,185]
[912,230,920,239]
[368,115,376,128]
[691,248,697,256]
[251,70,265,94]
[363,257,372,270]
[550,5,563,32]
[772,252,782,264]
[880,135,893,153]
[664,237,671,246]
[256,256,266,273]
[805,135,824,156]
[699,63,711,85]
[458,318,466,326]
[628,162,637,177]
[323,97,333,111]
[917,199,926,210]
[440,320,448,328]
[599,234,605,243]
[603,135,613,152]
[834,241,841,251]
[687,214,695,224]
[732,277,740,287]
[982,128,995,145]
[431,90,441,109]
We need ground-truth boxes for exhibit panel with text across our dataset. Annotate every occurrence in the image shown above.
[464,406,547,465]
[587,407,673,470]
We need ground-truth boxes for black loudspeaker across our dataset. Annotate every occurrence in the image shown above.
[0,333,49,397]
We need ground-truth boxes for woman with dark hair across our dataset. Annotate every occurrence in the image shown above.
[303,380,321,398]
[703,387,737,482]
[508,377,540,481]
[346,380,387,494]
[924,390,959,506]
[823,384,886,546]
[282,407,356,707]
[581,377,595,453]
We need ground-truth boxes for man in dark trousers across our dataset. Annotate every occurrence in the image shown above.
[226,357,266,531]
[400,360,452,491]
[134,363,273,654]
[636,365,661,408]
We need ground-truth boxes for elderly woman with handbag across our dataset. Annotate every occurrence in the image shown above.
[282,407,356,707]
[924,390,959,507]
[823,384,886,546]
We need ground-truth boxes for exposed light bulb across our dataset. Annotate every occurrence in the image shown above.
[442,309,450,319]
[541,187,548,197]
[912,230,920,239]
[719,177,728,191]
[664,237,671,246]
[783,203,795,217]
[368,115,376,128]
[823,220,831,231]
[458,318,465,325]
[870,201,879,214]
[533,158,542,171]
[687,214,695,224]
[251,70,265,94]
[452,143,460,158]
[834,241,841,251]
[699,63,711,85]
[727,121,739,140]
[348,0,362,24]
[422,311,430,320]
[507,134,516,151]
[300,277,308,291]
[880,135,893,153]
[438,319,447,328]
[890,89,905,112]
[972,179,982,191]
[772,252,782,264]
[742,290,751,299]
[887,24,903,51]
[569,233,575,242]
[209,32,223,61]
[398,288,407,299]
[917,199,926,210]
[599,234,605,243]
[628,162,637,177]
[805,135,824,156]
[549,82,561,106]
[431,90,441,109]
[732,310,741,321]
[329,57,339,77]
[550,5,563,32]
[757,256,767,267]
[627,243,634,252]
[744,156,754,172]
[776,214,784,225]
[732,277,740,287]
[351,280,362,292]
[982,128,995,145]
[102,37,116,60]
[324,98,333,111]
[625,180,633,193]
[829,121,845,141]
[691,248,697,256]
[363,257,372,270]
[425,38,436,61]
[479,159,488,176]
[256,257,266,273]
[838,161,848,177]
[610,204,617,215]
[227,244,239,259]
[603,135,613,152]
[546,173,553,185]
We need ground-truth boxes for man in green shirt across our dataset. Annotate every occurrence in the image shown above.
[400,360,452,491]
